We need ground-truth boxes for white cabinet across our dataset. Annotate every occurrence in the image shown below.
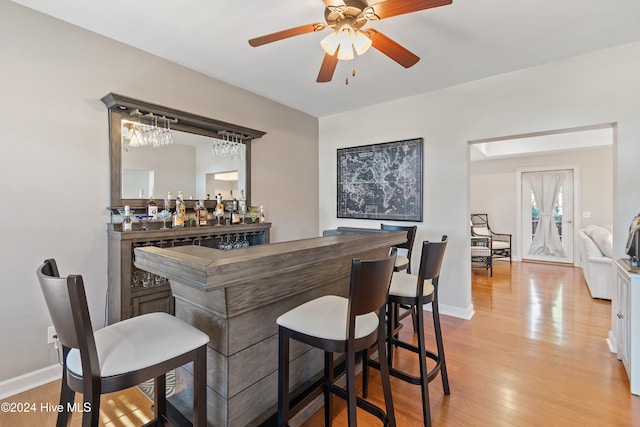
[616,259,640,395]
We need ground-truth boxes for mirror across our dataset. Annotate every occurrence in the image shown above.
[103,93,265,209]
[120,127,246,203]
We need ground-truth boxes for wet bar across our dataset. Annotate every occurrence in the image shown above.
[134,229,405,426]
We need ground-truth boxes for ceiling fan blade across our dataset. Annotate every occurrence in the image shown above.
[364,29,419,68]
[371,0,452,20]
[317,52,339,82]
[249,23,325,47]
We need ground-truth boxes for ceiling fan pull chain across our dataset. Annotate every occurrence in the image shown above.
[345,62,349,85]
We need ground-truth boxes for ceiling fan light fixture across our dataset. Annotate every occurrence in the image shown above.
[353,30,372,55]
[322,24,366,60]
[321,31,340,55]
[337,43,354,60]
[337,24,355,46]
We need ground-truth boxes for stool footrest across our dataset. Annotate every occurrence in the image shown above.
[329,383,390,423]
[369,336,444,385]
[370,359,443,386]
[390,337,440,371]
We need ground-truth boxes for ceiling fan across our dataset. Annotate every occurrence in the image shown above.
[248,0,453,83]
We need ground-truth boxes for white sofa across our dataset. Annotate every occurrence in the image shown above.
[578,225,613,300]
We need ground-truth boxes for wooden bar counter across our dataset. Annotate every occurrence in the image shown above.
[134,229,405,426]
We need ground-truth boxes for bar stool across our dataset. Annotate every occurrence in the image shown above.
[381,223,417,273]
[277,252,397,427]
[381,223,418,330]
[364,236,449,427]
[36,259,209,427]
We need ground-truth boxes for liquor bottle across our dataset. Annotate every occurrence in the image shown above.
[173,191,185,227]
[231,197,240,224]
[239,190,247,215]
[259,205,265,223]
[123,205,133,231]
[179,191,186,226]
[214,193,225,225]
[167,191,173,212]
[176,191,185,213]
[172,210,185,227]
[196,200,208,226]
[147,196,158,220]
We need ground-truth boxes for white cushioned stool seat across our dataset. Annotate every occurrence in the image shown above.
[276,295,379,341]
[395,255,410,269]
[389,272,434,298]
[67,312,210,377]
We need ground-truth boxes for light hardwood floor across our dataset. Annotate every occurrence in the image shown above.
[3,261,640,426]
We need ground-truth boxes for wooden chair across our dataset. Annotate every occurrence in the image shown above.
[277,252,397,427]
[36,259,210,427]
[470,213,512,263]
[364,237,449,427]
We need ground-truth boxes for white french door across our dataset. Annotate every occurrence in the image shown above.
[520,169,575,264]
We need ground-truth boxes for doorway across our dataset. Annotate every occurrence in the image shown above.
[468,123,614,264]
[520,168,575,264]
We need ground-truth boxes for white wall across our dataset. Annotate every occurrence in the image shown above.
[319,42,640,321]
[469,147,614,261]
[0,1,319,392]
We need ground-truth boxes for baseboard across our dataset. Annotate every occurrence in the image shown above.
[421,302,475,320]
[0,364,61,400]
[607,329,618,354]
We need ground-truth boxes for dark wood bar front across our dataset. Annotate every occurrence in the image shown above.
[134,230,406,426]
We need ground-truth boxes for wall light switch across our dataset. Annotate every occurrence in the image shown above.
[582,211,592,219]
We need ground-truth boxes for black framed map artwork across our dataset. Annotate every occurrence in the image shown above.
[337,137,423,221]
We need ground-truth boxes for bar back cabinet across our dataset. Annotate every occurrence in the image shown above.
[107,222,271,324]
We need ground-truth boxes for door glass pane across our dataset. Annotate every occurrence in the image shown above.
[530,186,564,241]
[531,192,539,240]
[555,188,563,241]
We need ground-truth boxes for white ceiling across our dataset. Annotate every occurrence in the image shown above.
[11,0,640,118]
[469,126,614,162]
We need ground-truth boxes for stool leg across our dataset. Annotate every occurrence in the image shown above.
[278,327,290,427]
[411,306,418,333]
[82,392,101,427]
[432,300,450,395]
[154,373,166,421]
[324,352,333,427]
[377,312,396,427]
[57,347,75,427]
[362,349,369,399]
[387,301,398,369]
[416,305,432,427]
[346,346,357,426]
[193,346,207,427]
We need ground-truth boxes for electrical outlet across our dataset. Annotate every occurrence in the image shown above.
[47,326,57,344]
